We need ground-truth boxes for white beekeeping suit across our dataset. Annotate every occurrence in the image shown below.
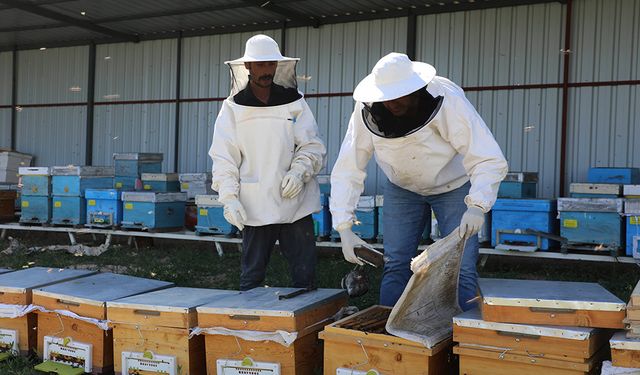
[209,35,326,228]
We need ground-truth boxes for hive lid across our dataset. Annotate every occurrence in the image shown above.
[479,278,625,311]
[113,153,163,161]
[51,166,114,176]
[0,267,97,294]
[107,287,237,313]
[121,191,187,202]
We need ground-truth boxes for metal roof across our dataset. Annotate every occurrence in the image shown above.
[0,0,561,51]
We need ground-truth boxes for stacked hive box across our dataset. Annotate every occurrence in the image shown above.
[0,268,96,357]
[141,173,180,192]
[558,198,625,254]
[497,172,537,199]
[18,167,51,224]
[51,166,113,226]
[113,153,163,191]
[454,278,626,374]
[107,287,237,374]
[32,273,172,374]
[608,280,640,370]
[331,196,378,242]
[491,199,558,251]
[195,194,236,236]
[179,173,212,200]
[0,186,17,222]
[196,287,347,375]
[320,305,455,374]
[85,189,122,228]
[121,192,187,231]
[624,187,640,258]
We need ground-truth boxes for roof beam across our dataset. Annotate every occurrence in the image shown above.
[0,0,139,41]
[242,0,319,27]
[0,0,73,11]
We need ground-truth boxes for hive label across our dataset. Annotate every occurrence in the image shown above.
[21,201,29,208]
[115,182,123,188]
[181,183,189,189]
[563,219,578,228]
[144,184,152,190]
[217,358,280,374]
[125,203,134,210]
[199,208,208,216]
[54,201,62,208]
[0,329,18,355]
[87,200,96,206]
[631,216,639,225]
[122,351,177,375]
[43,336,92,373]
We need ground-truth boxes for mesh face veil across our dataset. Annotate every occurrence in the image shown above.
[227,60,299,97]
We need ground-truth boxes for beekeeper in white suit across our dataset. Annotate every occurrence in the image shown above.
[330,53,508,310]
[209,35,326,291]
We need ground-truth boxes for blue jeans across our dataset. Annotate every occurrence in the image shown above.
[381,180,479,311]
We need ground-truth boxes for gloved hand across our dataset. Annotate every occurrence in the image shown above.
[338,225,376,266]
[223,199,247,231]
[459,205,484,238]
[281,168,304,199]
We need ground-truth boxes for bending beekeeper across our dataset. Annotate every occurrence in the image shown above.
[209,35,326,290]
[330,53,508,310]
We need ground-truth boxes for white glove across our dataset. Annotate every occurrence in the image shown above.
[459,206,484,238]
[337,225,376,266]
[281,168,304,199]
[223,199,247,231]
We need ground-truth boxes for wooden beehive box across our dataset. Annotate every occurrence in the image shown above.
[320,305,454,375]
[107,287,238,375]
[610,331,640,369]
[454,308,610,374]
[32,273,173,374]
[0,189,17,222]
[479,278,626,329]
[197,287,347,375]
[0,267,96,355]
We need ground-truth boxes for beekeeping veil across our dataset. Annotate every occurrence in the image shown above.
[225,34,300,97]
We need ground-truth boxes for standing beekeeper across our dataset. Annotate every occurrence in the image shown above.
[209,34,326,291]
[330,53,508,310]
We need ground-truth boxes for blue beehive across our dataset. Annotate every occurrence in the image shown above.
[85,189,122,227]
[497,172,538,199]
[626,200,640,258]
[491,199,558,251]
[332,196,377,241]
[51,166,114,196]
[194,195,236,235]
[312,193,331,238]
[558,198,624,251]
[19,167,51,196]
[114,176,139,190]
[588,167,640,184]
[179,173,212,199]
[113,153,163,177]
[570,183,621,198]
[121,192,187,230]
[20,196,51,224]
[141,173,180,192]
[376,195,431,243]
[317,174,331,194]
[51,196,86,225]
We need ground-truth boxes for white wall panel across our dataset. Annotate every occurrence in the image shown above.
[93,104,176,171]
[0,51,11,105]
[17,46,88,104]
[179,30,281,172]
[15,107,86,166]
[287,18,408,195]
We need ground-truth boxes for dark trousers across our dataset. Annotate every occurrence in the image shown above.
[240,214,317,291]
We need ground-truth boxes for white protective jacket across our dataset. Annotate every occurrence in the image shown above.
[330,76,508,229]
[209,97,326,226]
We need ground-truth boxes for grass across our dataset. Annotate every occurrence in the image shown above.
[0,232,638,374]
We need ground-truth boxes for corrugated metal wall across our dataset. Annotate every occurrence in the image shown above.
[566,0,640,185]
[15,46,88,165]
[286,18,408,194]
[179,30,281,173]
[93,39,178,171]
[0,51,11,148]
[416,2,565,198]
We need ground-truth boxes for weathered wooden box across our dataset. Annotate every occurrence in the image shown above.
[33,273,173,374]
[113,153,163,177]
[588,167,640,185]
[19,196,51,224]
[0,190,16,222]
[312,193,331,238]
[558,198,625,250]
[19,167,51,196]
[0,267,96,355]
[320,305,454,375]
[51,196,86,225]
[121,192,187,230]
[141,173,180,192]
[85,189,122,227]
[107,287,237,375]
[195,194,236,235]
[479,278,626,329]
[197,287,348,375]
[179,173,212,199]
[491,199,558,251]
[570,183,622,198]
[610,331,640,369]
[51,166,114,197]
[454,308,610,375]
